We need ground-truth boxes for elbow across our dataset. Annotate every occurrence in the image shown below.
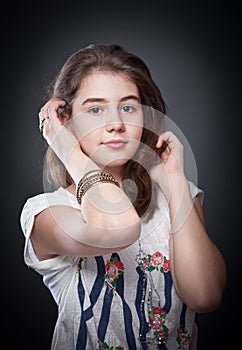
[180,264,227,313]
[194,296,222,314]
[192,269,227,313]
[187,288,224,313]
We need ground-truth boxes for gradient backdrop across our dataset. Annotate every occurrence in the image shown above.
[2,1,241,349]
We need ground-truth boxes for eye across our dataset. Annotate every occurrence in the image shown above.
[121,105,135,113]
[89,106,103,114]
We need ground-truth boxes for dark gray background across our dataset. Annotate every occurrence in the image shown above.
[2,1,241,349]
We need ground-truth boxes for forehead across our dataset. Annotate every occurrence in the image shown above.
[77,71,139,99]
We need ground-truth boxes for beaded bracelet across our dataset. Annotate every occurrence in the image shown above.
[76,169,120,205]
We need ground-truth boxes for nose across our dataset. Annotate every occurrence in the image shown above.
[105,105,125,133]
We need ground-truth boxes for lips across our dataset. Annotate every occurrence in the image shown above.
[103,139,127,149]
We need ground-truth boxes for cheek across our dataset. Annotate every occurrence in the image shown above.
[131,125,143,142]
[71,116,102,141]
[127,126,143,157]
[131,113,144,143]
[78,132,99,156]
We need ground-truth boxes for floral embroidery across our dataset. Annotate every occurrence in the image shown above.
[176,327,191,349]
[135,249,171,344]
[148,306,169,343]
[97,340,124,350]
[104,257,124,293]
[142,251,170,273]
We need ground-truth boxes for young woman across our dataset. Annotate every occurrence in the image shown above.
[20,44,226,350]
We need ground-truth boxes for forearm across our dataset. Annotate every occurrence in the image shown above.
[167,175,227,312]
[51,183,141,250]
[79,181,141,247]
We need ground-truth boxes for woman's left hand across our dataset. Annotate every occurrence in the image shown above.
[150,131,185,198]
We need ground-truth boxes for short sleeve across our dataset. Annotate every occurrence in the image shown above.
[20,188,79,267]
[19,188,80,304]
[20,192,50,267]
[187,180,204,206]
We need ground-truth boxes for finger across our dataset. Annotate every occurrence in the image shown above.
[39,98,66,117]
[47,99,66,118]
[38,109,50,132]
[155,132,171,150]
[159,140,169,153]
[156,131,179,149]
[38,116,49,133]
[38,99,66,133]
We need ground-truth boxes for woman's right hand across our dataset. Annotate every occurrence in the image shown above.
[38,98,95,184]
[39,98,79,163]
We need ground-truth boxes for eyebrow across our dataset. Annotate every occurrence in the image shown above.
[81,95,141,105]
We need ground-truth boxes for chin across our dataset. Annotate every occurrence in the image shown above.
[102,158,130,169]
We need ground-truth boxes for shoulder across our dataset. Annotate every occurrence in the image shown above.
[22,187,79,212]
[154,180,204,207]
[20,187,80,235]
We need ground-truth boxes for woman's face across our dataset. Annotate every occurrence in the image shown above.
[70,71,143,172]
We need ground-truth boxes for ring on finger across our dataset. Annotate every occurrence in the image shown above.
[39,116,49,132]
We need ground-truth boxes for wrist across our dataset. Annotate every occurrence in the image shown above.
[76,170,120,205]
[167,174,190,203]
[167,176,193,234]
[66,148,99,185]
[157,172,187,202]
[168,173,188,191]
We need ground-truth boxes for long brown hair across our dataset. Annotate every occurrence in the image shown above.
[45,44,167,220]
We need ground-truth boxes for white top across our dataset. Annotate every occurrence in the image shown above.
[20,182,204,350]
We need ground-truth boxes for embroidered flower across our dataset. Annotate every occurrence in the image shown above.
[104,257,124,293]
[151,251,164,267]
[97,340,124,350]
[142,251,170,273]
[161,257,170,273]
[176,327,191,349]
[148,306,169,342]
